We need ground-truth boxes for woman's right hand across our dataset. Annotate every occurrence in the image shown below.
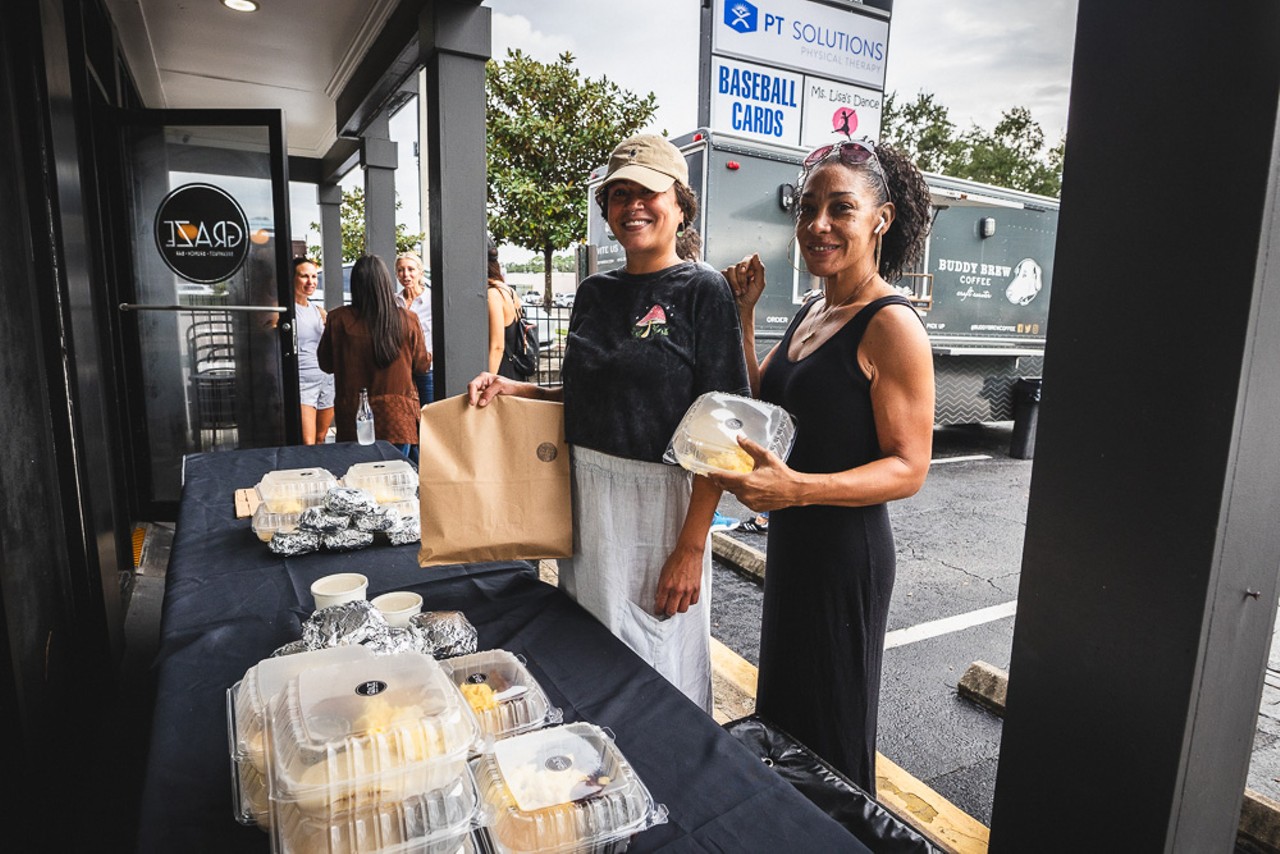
[466,372,511,407]
[723,253,767,311]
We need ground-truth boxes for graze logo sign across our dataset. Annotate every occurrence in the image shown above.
[154,183,250,284]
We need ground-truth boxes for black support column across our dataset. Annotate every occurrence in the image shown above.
[989,3,1280,851]
[319,181,344,309]
[361,112,398,267]
[420,0,489,397]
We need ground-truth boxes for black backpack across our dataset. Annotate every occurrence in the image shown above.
[506,294,539,379]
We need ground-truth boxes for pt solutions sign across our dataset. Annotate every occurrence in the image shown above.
[704,0,891,148]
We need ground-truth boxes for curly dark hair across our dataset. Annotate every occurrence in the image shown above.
[593,180,700,234]
[796,141,931,283]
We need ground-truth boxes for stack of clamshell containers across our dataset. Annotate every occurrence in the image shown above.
[228,645,667,852]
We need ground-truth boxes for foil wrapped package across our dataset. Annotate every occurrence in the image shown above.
[325,486,378,516]
[409,611,477,659]
[387,515,421,545]
[270,640,310,657]
[298,506,350,533]
[364,626,422,655]
[353,505,400,533]
[268,529,321,556]
[301,599,389,650]
[322,529,374,552]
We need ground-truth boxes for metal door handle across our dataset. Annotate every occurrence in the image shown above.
[119,303,288,314]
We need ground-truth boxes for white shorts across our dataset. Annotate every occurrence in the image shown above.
[299,374,335,409]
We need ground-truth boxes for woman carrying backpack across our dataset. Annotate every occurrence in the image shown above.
[486,237,530,379]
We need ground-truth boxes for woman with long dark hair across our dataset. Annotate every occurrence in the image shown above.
[485,237,523,378]
[317,255,429,456]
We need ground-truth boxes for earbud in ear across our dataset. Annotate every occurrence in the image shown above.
[873,217,886,235]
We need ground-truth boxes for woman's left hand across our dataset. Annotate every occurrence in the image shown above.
[706,436,799,513]
[654,542,703,617]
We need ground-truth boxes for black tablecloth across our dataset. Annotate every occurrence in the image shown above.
[137,441,865,853]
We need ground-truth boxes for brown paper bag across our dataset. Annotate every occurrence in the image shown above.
[417,393,572,567]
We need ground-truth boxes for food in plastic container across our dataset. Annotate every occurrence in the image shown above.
[343,460,419,504]
[256,467,340,514]
[442,650,562,741]
[228,646,375,826]
[664,391,796,477]
[270,768,484,854]
[471,722,668,853]
[265,652,480,818]
[252,504,303,543]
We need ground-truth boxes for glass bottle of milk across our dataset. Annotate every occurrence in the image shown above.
[356,388,375,445]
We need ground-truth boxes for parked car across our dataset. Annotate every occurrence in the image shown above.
[522,290,545,308]
[553,292,575,309]
[522,303,555,347]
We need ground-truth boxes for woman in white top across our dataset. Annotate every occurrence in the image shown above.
[395,251,434,407]
[293,257,334,444]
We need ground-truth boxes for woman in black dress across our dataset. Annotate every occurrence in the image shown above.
[713,140,935,793]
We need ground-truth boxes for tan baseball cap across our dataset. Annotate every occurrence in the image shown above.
[601,134,688,193]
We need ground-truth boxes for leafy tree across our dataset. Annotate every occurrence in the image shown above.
[949,107,1063,197]
[487,49,657,305]
[308,187,425,263]
[881,94,1063,197]
[881,91,959,174]
[507,253,576,274]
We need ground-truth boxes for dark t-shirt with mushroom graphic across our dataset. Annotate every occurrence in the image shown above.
[562,261,750,464]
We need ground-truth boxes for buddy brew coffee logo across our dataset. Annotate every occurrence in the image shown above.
[154,183,250,284]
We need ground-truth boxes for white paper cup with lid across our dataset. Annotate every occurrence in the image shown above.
[310,573,368,609]
[370,591,423,627]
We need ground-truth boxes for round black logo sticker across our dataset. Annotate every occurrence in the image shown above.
[544,754,572,772]
[725,418,744,430]
[536,442,558,462]
[354,680,388,697]
[153,183,250,284]
[467,672,489,684]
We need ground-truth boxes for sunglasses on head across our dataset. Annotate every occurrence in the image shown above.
[802,139,892,203]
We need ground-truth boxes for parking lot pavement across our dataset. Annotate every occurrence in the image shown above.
[711,421,1280,839]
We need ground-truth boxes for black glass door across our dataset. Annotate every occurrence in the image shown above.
[113,109,299,519]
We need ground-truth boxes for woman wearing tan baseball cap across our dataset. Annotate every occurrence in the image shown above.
[468,133,749,712]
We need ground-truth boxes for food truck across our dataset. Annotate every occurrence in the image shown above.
[584,129,1059,425]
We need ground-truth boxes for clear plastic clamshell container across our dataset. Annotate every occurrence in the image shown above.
[382,499,419,525]
[228,646,376,827]
[256,467,340,514]
[252,503,303,543]
[271,766,486,854]
[472,722,667,853]
[265,652,481,822]
[344,460,419,505]
[666,391,796,476]
[442,650,562,742]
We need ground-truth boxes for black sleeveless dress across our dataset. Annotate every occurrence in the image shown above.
[755,293,914,794]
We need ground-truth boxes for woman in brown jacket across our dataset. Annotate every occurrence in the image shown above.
[317,255,430,457]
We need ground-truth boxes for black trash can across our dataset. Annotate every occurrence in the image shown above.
[724,714,941,853]
[1010,377,1042,460]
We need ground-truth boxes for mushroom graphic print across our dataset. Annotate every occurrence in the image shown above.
[633,304,669,338]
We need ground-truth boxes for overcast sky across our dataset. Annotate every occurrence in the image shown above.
[486,0,1079,144]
